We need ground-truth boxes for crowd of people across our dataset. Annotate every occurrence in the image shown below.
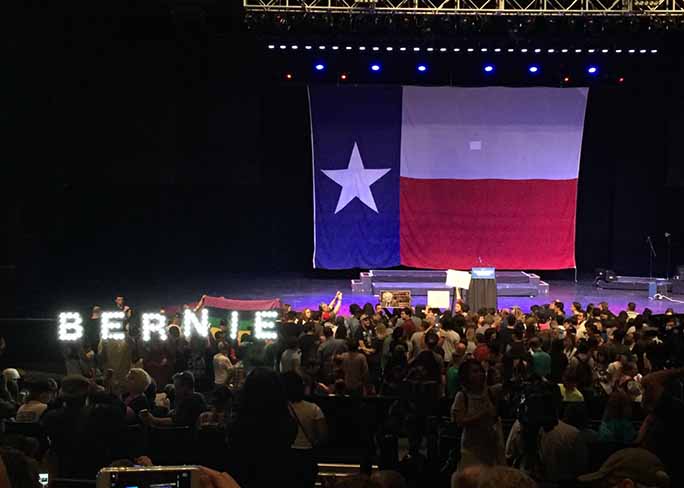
[0,293,682,488]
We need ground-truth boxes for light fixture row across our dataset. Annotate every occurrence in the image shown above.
[268,44,659,55]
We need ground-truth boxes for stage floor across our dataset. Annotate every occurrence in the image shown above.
[23,272,684,318]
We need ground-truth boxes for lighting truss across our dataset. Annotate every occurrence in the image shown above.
[244,0,684,15]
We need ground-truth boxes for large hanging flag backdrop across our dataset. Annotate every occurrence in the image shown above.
[310,86,588,270]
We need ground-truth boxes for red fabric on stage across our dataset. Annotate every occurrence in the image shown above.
[201,296,281,311]
[399,177,578,270]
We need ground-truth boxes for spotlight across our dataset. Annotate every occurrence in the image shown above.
[314,63,325,72]
[628,49,635,53]
[494,48,501,53]
[454,48,461,52]
[370,63,381,72]
[345,46,353,51]
[279,45,286,50]
[285,73,293,80]
[484,64,495,73]
[372,46,380,51]
[575,48,583,53]
[481,48,488,52]
[651,49,658,53]
[386,47,393,51]
[340,73,348,81]
[305,45,312,50]
[563,76,570,83]
[467,48,474,52]
[439,47,447,52]
[561,49,569,53]
[615,49,623,53]
[507,48,514,53]
[427,47,434,52]
[268,45,275,49]
[400,47,407,52]
[528,65,540,73]
[359,46,366,51]
[548,48,555,53]
[417,64,428,73]
[534,48,541,53]
[520,48,528,53]
[413,47,421,52]
[587,65,598,75]
[618,76,625,83]
[319,45,326,50]
[291,45,298,50]
[588,48,596,53]
[332,46,339,50]
[639,49,647,53]
[601,49,609,53]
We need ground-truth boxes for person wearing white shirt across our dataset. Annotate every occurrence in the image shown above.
[213,341,233,386]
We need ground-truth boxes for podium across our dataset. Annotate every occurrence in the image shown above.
[469,267,497,311]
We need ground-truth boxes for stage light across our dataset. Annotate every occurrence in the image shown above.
[494,48,501,53]
[587,65,598,75]
[279,45,286,50]
[413,47,421,52]
[615,49,623,53]
[345,46,352,51]
[563,76,571,83]
[386,47,393,51]
[340,73,348,81]
[314,63,325,71]
[183,309,209,338]
[548,48,555,53]
[467,48,474,53]
[601,49,609,53]
[561,49,569,53]
[417,64,428,73]
[439,47,447,52]
[359,46,366,51]
[588,48,596,53]
[142,313,167,342]
[304,45,312,50]
[268,45,275,49]
[507,48,515,53]
[520,48,528,53]
[454,48,461,52]
[651,49,658,53]
[427,47,434,52]
[332,46,339,50]
[370,63,381,72]
[575,49,583,53]
[319,45,326,50]
[534,48,541,53]
[618,76,625,83]
[481,48,488,52]
[291,45,298,50]
[528,64,540,74]
[484,64,495,73]
[58,312,84,341]
[400,47,407,51]
[101,311,125,341]
[628,49,635,53]
[639,49,647,53]
[372,46,379,51]
[285,73,293,80]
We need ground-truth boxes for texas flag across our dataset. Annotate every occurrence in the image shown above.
[310,86,588,270]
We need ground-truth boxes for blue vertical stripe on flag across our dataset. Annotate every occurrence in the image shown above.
[310,85,402,269]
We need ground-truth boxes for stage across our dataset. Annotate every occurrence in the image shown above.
[21,272,684,318]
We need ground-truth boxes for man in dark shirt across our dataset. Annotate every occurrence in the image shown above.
[141,371,207,427]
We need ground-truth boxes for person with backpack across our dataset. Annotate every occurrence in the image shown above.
[451,359,505,471]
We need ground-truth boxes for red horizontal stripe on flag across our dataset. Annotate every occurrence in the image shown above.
[400,177,578,270]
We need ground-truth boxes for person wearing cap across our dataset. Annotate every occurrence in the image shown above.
[578,448,670,488]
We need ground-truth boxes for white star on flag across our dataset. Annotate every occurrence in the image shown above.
[321,142,391,214]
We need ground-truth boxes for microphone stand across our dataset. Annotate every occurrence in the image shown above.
[647,236,657,279]
[665,233,672,280]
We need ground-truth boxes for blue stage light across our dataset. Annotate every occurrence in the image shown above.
[314,63,325,72]
[370,63,381,72]
[528,65,540,73]
[417,64,428,73]
[483,64,495,73]
[587,65,598,75]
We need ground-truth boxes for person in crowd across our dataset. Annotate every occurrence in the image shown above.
[446,343,467,398]
[559,368,585,402]
[564,401,599,446]
[549,338,569,383]
[529,337,551,379]
[397,308,420,339]
[226,368,297,488]
[451,359,505,470]
[197,385,232,430]
[578,448,670,488]
[280,336,302,375]
[213,341,233,387]
[599,390,636,444]
[318,326,348,384]
[281,371,327,488]
[320,291,343,322]
[339,339,369,396]
[15,375,54,423]
[124,367,152,422]
[140,371,207,427]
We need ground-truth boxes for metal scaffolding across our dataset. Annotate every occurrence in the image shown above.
[244,0,684,15]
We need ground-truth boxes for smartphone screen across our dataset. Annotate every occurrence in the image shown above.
[39,473,49,487]
[109,469,193,488]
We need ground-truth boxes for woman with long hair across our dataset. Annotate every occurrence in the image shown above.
[226,368,297,487]
[450,359,505,470]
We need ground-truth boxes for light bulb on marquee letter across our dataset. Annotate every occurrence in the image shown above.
[142,313,168,342]
[230,311,239,340]
[58,312,84,341]
[254,311,278,340]
[183,309,209,338]
[101,311,126,340]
